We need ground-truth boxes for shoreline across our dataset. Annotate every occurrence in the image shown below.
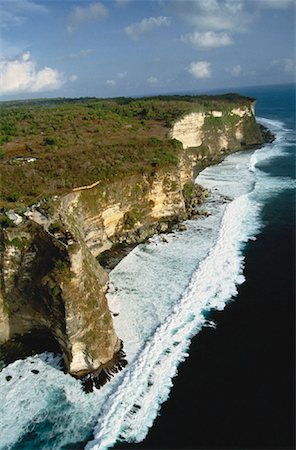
[98,124,274,272]
[110,109,294,450]
[85,121,278,449]
[0,84,292,450]
[0,123,274,379]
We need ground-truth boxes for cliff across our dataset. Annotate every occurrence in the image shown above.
[0,97,267,382]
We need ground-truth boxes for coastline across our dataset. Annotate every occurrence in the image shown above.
[111,107,295,450]
[0,122,273,395]
[1,108,293,450]
[86,124,276,449]
[98,123,274,273]
[0,98,270,386]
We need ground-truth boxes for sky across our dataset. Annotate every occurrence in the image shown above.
[0,0,295,100]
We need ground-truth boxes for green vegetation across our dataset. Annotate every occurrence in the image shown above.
[9,237,24,249]
[203,115,223,127]
[48,220,67,235]
[123,206,147,228]
[241,115,263,144]
[0,93,255,208]
[52,285,61,297]
[182,181,196,201]
[0,214,14,228]
[190,144,210,157]
[168,180,177,191]
[203,111,240,131]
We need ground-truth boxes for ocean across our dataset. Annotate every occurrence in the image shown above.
[0,83,294,450]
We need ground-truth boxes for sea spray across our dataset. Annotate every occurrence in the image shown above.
[86,192,262,450]
[0,117,294,450]
[86,118,295,449]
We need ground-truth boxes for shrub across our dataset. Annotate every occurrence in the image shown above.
[52,285,61,296]
[44,137,56,146]
[0,136,9,145]
[183,181,195,201]
[123,207,145,228]
[10,237,23,249]
[0,93,255,208]
[49,220,66,235]
[6,192,21,202]
[0,215,14,228]
[1,122,17,136]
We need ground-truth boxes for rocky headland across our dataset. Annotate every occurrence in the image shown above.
[0,94,274,386]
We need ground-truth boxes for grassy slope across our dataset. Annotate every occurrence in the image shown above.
[0,94,254,210]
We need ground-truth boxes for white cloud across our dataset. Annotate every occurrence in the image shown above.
[67,2,108,32]
[0,0,48,29]
[117,71,127,79]
[79,48,95,57]
[106,79,116,86]
[0,52,65,95]
[147,76,158,84]
[229,64,242,76]
[283,59,294,72]
[69,74,78,82]
[189,61,212,79]
[105,72,127,86]
[8,0,47,13]
[224,0,244,14]
[125,16,171,40]
[197,0,219,13]
[170,0,256,33]
[181,31,233,49]
[271,58,295,73]
[22,51,30,62]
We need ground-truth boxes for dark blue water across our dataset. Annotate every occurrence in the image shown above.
[115,84,295,449]
[240,83,295,130]
[2,84,294,450]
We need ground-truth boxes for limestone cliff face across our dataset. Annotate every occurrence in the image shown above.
[0,101,264,378]
[0,167,192,377]
[171,104,263,155]
[0,224,70,360]
[58,168,190,259]
[60,243,120,376]
[0,223,120,377]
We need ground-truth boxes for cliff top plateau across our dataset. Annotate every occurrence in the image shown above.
[0,93,255,212]
[0,92,270,381]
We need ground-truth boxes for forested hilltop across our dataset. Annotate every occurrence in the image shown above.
[0,94,255,209]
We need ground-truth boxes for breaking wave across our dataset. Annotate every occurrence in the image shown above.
[0,117,294,450]
[86,117,295,449]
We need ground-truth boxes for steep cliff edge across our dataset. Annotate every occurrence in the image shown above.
[0,222,121,378]
[0,97,268,380]
[171,103,263,162]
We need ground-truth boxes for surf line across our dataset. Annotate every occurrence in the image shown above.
[86,191,262,450]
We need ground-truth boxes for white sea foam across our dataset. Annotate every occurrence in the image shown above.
[0,353,109,449]
[0,117,294,450]
[86,194,262,450]
[85,118,295,449]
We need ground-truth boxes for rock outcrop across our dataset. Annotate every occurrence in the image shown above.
[0,100,267,379]
[171,104,263,154]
